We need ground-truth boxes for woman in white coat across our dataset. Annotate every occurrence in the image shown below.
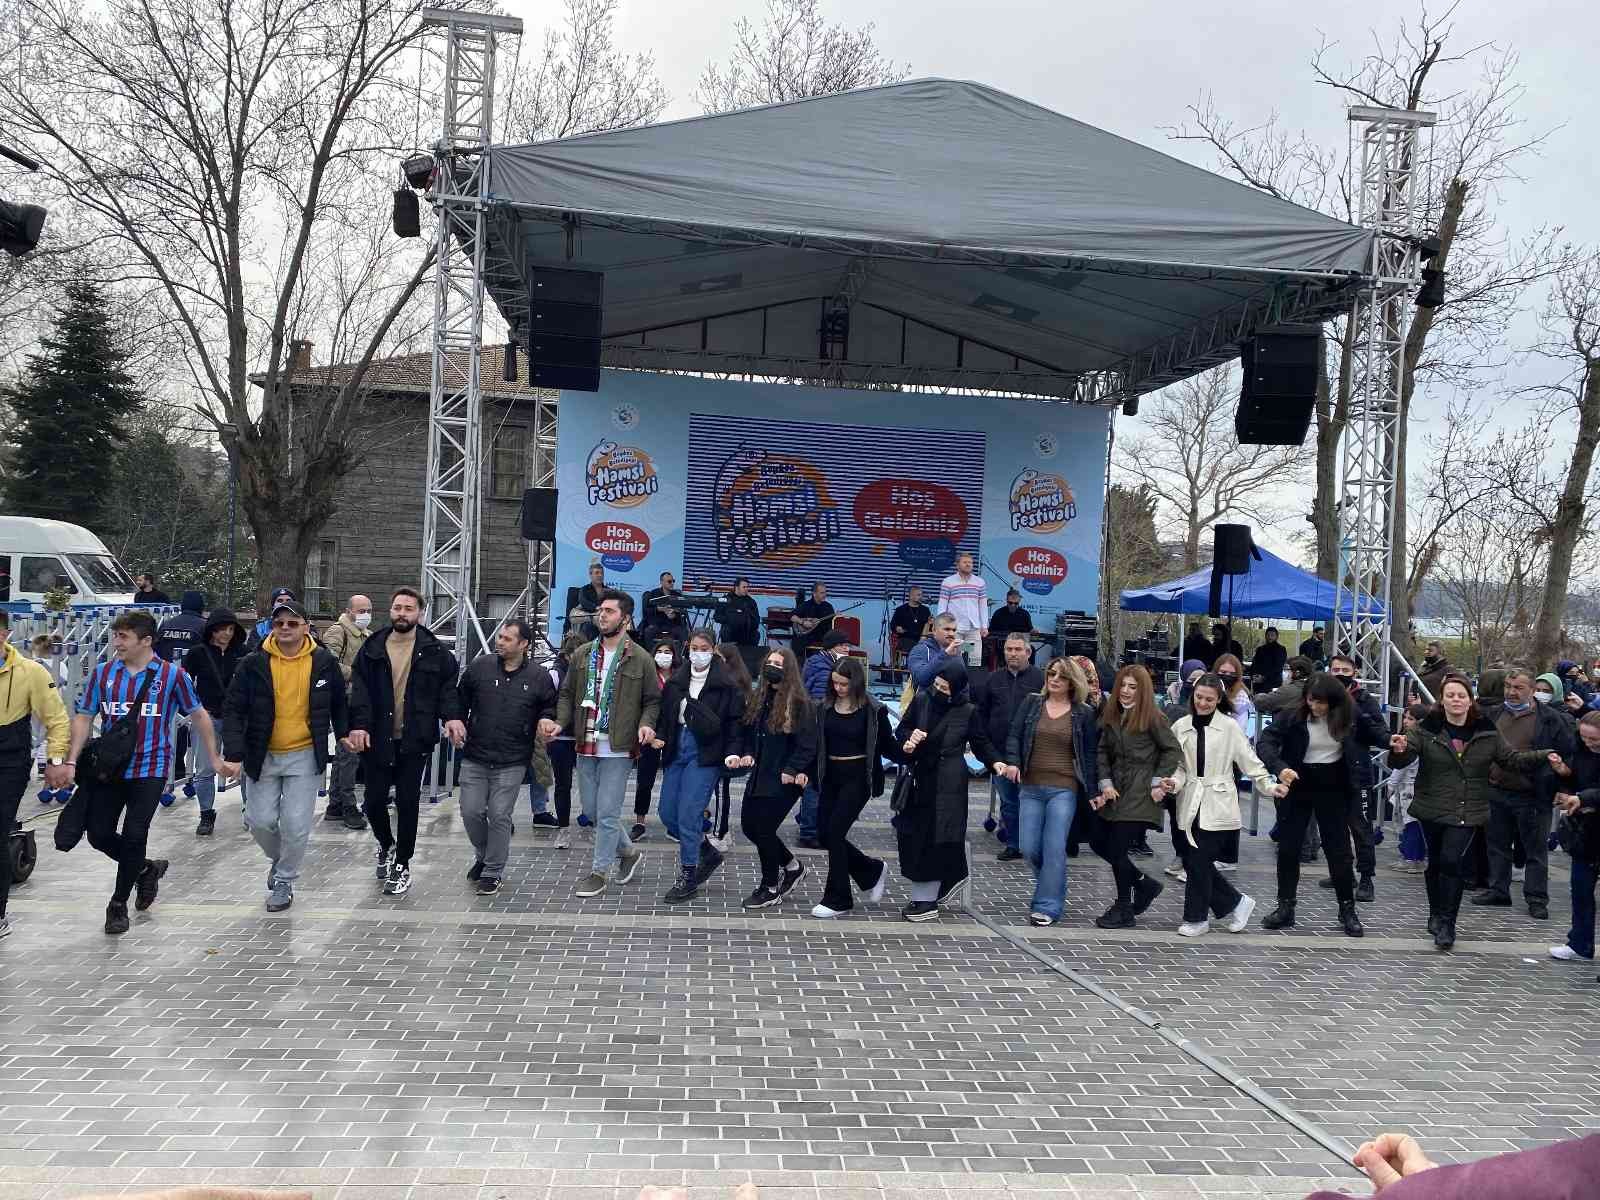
[1162,673,1287,937]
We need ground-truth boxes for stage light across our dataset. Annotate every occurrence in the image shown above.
[1416,267,1446,309]
[0,198,46,257]
[401,154,435,190]
[1416,235,1442,261]
[1121,396,1139,417]
[391,187,420,238]
[502,340,520,382]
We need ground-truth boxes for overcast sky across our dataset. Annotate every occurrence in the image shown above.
[506,0,1600,562]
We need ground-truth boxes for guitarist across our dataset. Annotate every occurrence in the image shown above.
[791,581,835,661]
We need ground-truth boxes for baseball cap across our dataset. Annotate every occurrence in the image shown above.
[271,600,308,621]
[820,630,851,650]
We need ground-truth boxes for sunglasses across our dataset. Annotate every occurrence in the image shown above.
[272,618,304,629]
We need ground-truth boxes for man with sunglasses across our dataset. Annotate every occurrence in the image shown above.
[221,599,350,912]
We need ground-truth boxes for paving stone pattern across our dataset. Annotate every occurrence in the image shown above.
[2,779,1596,1200]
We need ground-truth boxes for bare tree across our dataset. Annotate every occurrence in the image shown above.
[694,0,907,113]
[503,0,668,142]
[1523,251,1600,670]
[1168,4,1562,656]
[0,0,452,602]
[1116,366,1308,571]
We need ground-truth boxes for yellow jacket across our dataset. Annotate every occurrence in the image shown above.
[264,633,316,754]
[0,641,70,758]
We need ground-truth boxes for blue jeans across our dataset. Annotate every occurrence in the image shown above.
[1019,784,1077,919]
[192,733,217,813]
[658,728,719,870]
[245,748,320,884]
[1569,857,1597,959]
[798,783,819,840]
[994,775,1021,850]
[526,764,550,817]
[577,754,635,875]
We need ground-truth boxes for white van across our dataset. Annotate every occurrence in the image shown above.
[0,515,139,608]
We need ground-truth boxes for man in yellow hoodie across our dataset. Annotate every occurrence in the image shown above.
[221,600,349,912]
[0,611,71,939]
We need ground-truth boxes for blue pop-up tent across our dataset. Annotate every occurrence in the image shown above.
[1119,548,1384,621]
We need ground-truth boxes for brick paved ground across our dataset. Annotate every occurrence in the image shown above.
[3,779,1597,1200]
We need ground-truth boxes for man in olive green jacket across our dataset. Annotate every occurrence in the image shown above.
[544,590,661,897]
[318,595,372,826]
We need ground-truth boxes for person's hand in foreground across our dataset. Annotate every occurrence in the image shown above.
[1354,1133,1437,1191]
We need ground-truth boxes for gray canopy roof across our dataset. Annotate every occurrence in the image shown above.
[480,79,1372,401]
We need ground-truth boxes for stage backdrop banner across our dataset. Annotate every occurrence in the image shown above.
[553,370,1109,647]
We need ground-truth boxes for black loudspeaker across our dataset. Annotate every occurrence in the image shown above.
[391,188,420,238]
[528,267,603,391]
[520,487,558,541]
[1236,324,1319,445]
[1214,523,1254,574]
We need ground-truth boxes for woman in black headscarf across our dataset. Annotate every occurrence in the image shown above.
[892,659,1003,921]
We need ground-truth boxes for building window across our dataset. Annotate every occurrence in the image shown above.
[305,539,337,615]
[491,425,527,500]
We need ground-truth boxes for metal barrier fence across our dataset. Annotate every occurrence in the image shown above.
[6,604,182,700]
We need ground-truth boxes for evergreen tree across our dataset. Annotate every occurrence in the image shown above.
[2,280,144,525]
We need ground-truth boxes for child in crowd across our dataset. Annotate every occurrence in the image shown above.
[1394,702,1428,873]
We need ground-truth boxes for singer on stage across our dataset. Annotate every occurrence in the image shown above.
[938,552,988,667]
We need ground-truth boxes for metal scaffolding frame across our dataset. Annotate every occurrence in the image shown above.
[418,7,522,656]
[1335,106,1436,713]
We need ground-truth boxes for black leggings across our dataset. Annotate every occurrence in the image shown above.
[1422,819,1479,923]
[548,739,576,826]
[1275,763,1356,904]
[741,784,801,886]
[819,760,883,909]
[1088,814,1145,905]
[85,777,165,902]
[362,746,427,865]
[634,743,661,818]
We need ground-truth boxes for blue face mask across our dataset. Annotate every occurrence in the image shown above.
[1503,698,1532,714]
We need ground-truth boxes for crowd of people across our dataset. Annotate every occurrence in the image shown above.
[0,583,1593,976]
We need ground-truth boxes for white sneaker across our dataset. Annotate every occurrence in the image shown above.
[1178,920,1210,937]
[863,863,889,904]
[1549,945,1586,962]
[1163,861,1186,878]
[811,903,845,918]
[1226,895,1256,933]
[1394,858,1427,874]
[554,827,571,849]
[708,832,735,853]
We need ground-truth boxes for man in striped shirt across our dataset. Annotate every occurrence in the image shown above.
[67,611,229,935]
[937,552,988,667]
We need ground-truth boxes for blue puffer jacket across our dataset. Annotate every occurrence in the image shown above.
[802,649,835,701]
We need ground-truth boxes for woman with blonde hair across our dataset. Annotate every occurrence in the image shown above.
[1090,665,1183,928]
[999,657,1099,926]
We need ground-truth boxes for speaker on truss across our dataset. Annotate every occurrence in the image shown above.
[1236,324,1319,445]
[528,267,604,391]
[391,188,420,238]
[520,487,558,542]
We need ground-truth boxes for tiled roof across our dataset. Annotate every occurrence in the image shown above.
[255,346,557,401]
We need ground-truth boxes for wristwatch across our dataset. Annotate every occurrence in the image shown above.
[49,757,69,766]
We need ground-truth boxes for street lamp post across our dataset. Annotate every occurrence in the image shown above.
[219,423,239,607]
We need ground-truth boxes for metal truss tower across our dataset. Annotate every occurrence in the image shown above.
[419,7,522,655]
[1335,106,1436,712]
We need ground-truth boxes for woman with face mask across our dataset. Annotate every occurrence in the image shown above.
[1207,652,1254,875]
[629,638,681,841]
[1549,711,1600,974]
[809,656,904,918]
[651,629,748,903]
[1164,674,1286,937]
[1257,673,1391,938]
[895,658,1002,921]
[1387,673,1555,950]
[736,648,816,909]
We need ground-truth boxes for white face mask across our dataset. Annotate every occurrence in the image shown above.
[688,649,714,670]
[1535,692,1552,704]
[654,651,674,669]
[353,613,371,629]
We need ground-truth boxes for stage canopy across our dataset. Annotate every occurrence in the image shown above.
[1119,548,1386,622]
[477,79,1375,402]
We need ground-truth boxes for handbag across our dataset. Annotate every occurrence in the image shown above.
[53,784,90,852]
[76,665,160,786]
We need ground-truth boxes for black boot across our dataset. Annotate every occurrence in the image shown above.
[1355,874,1375,903]
[323,802,346,822]
[1434,916,1456,950]
[1339,900,1364,937]
[663,866,700,904]
[1426,911,1440,937]
[1094,902,1135,929]
[1261,901,1296,930]
[196,810,216,837]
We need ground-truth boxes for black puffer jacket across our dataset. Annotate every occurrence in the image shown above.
[656,659,747,767]
[1558,742,1600,864]
[743,690,817,800]
[349,624,462,765]
[457,653,557,769]
[156,591,208,663]
[180,608,248,717]
[222,644,349,779]
[976,665,1045,752]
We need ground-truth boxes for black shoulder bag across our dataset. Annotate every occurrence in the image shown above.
[56,667,159,853]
